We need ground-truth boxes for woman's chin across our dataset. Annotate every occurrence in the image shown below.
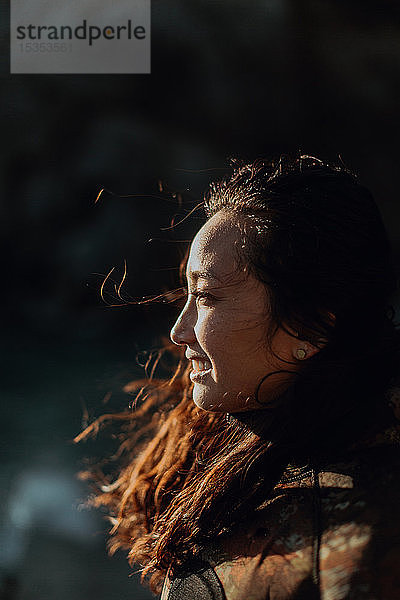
[193,396,222,412]
[192,389,256,413]
[192,388,224,412]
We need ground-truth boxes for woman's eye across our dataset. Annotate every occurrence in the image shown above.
[190,291,216,305]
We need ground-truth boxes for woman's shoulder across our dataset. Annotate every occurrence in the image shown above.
[161,420,400,599]
[211,439,400,599]
[316,431,400,600]
[205,427,400,600]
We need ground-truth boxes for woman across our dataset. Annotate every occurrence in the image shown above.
[79,155,400,599]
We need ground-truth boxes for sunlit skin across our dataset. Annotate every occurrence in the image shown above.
[170,211,321,413]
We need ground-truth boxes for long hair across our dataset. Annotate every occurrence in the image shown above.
[77,155,400,595]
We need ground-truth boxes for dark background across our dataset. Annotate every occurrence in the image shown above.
[1,1,400,599]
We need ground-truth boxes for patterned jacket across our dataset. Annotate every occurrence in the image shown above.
[161,406,400,599]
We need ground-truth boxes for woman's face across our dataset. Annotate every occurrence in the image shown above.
[170,211,303,413]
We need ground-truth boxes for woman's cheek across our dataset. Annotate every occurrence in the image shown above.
[196,311,219,338]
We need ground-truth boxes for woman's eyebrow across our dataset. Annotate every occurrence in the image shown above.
[187,269,223,283]
[187,269,245,291]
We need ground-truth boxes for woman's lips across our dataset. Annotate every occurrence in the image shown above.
[190,358,212,383]
[191,358,212,372]
[190,367,212,382]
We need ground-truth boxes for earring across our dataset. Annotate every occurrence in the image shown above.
[295,348,307,360]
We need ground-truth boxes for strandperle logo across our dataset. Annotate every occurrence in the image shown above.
[11,0,150,74]
[15,19,146,47]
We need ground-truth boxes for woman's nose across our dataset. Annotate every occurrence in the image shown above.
[170,301,196,346]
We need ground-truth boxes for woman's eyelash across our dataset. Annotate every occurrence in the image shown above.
[190,290,216,303]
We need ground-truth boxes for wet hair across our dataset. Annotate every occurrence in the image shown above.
[77,155,400,594]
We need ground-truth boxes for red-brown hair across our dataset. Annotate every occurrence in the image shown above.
[76,156,400,594]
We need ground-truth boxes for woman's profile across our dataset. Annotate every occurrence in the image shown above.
[77,155,400,599]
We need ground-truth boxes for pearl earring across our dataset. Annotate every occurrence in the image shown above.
[295,348,307,360]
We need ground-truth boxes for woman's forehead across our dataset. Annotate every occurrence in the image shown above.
[187,213,244,282]
[190,212,244,256]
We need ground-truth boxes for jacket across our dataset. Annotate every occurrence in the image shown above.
[161,399,400,600]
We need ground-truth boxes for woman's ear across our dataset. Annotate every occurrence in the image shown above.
[292,311,336,361]
[292,342,320,361]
